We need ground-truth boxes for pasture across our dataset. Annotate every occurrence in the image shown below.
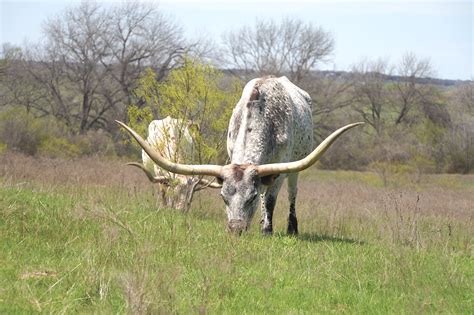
[0,152,472,313]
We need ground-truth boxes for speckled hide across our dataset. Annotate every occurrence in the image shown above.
[227,76,313,165]
[224,76,314,234]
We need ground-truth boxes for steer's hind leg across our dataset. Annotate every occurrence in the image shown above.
[287,173,299,235]
[260,176,285,235]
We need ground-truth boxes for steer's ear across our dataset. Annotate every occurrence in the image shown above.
[260,174,279,186]
[216,176,224,185]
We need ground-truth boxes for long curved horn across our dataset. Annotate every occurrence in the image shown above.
[126,162,171,185]
[128,161,221,189]
[117,121,222,177]
[257,122,364,176]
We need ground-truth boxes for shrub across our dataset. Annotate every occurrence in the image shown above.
[0,108,118,158]
[75,129,116,156]
[0,108,49,155]
[38,137,81,159]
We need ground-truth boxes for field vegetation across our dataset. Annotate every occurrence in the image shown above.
[1,153,472,313]
[0,1,473,313]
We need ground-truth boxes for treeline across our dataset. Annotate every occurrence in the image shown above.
[0,1,472,174]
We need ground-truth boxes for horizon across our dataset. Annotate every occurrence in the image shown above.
[1,0,472,80]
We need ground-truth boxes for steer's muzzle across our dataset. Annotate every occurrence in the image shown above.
[227,219,247,235]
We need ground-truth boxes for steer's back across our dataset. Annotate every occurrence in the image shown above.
[142,117,194,176]
[227,76,313,165]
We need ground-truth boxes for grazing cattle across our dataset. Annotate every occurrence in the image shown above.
[127,116,220,211]
[118,76,363,234]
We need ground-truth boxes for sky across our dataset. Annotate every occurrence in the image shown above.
[1,0,472,80]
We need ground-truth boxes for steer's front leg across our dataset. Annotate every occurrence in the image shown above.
[260,177,284,235]
[260,193,275,235]
[287,173,299,235]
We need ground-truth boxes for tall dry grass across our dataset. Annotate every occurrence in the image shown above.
[279,171,473,252]
[1,152,472,313]
[1,152,472,253]
[0,152,146,189]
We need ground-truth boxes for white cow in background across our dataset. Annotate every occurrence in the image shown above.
[128,116,220,211]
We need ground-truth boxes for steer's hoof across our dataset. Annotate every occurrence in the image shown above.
[287,216,298,235]
[287,225,298,235]
[261,228,273,236]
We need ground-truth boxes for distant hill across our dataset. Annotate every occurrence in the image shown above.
[222,69,471,87]
[316,70,470,87]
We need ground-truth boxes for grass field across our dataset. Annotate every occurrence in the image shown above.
[1,153,473,313]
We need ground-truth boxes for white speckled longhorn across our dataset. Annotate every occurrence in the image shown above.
[118,76,363,234]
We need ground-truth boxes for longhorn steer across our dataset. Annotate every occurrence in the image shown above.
[127,116,220,211]
[118,76,363,234]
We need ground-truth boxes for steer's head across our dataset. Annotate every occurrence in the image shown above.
[117,121,364,234]
[219,164,262,233]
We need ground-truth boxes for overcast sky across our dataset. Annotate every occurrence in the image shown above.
[1,0,472,80]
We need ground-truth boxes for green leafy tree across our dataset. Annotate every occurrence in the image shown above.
[127,58,242,210]
[129,58,241,164]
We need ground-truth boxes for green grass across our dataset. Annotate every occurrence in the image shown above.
[1,176,472,313]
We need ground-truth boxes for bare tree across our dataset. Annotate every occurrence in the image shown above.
[0,44,60,121]
[100,1,187,115]
[444,81,474,173]
[300,72,356,141]
[351,59,393,135]
[21,43,77,127]
[11,1,190,134]
[455,81,474,114]
[43,2,110,133]
[0,43,12,80]
[393,52,433,124]
[222,18,334,83]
